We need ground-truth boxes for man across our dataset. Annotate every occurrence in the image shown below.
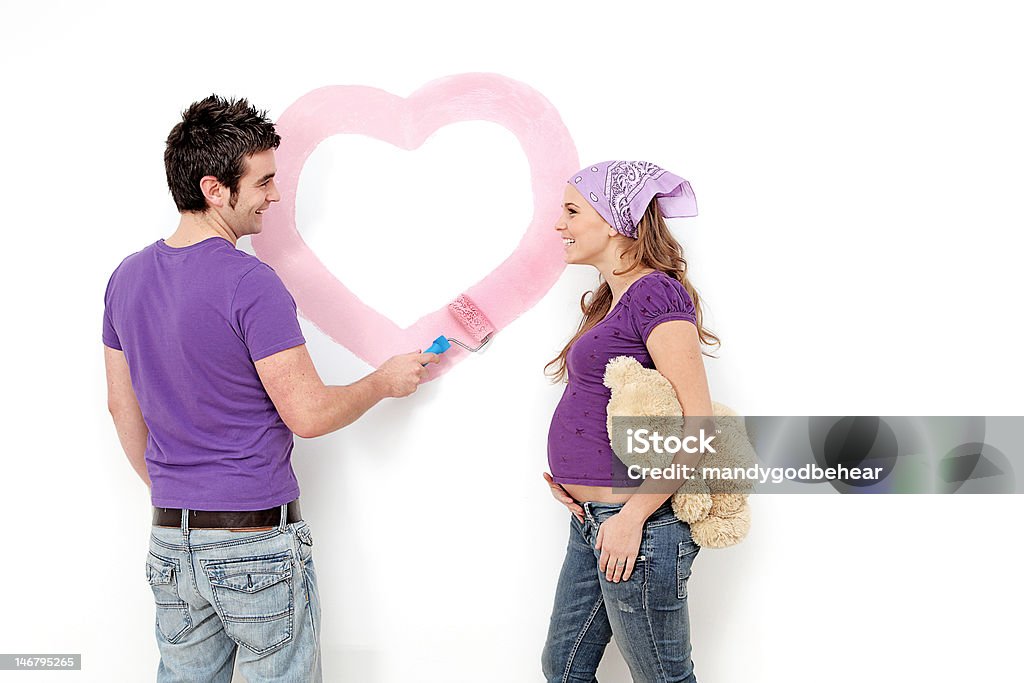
[103,95,437,682]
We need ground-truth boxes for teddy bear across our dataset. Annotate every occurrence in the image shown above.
[603,356,756,548]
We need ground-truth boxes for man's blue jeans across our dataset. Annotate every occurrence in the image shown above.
[542,501,700,683]
[145,505,322,682]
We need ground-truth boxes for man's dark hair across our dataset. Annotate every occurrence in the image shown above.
[164,95,281,212]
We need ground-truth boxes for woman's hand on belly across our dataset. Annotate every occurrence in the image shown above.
[543,472,584,523]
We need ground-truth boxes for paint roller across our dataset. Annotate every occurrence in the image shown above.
[423,294,494,359]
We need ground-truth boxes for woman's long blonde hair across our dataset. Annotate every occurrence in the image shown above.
[544,199,720,382]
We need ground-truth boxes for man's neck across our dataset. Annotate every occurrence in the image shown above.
[165,211,238,247]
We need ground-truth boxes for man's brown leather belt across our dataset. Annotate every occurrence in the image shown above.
[152,500,302,529]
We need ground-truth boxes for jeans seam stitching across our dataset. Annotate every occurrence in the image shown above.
[641,600,669,682]
[561,595,605,683]
[638,530,669,682]
[150,528,285,552]
[291,530,318,640]
[642,546,650,611]
[646,517,678,528]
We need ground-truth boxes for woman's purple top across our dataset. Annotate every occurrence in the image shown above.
[547,271,697,486]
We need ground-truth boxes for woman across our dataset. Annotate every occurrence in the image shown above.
[541,161,720,683]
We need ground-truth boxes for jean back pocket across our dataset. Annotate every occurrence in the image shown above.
[676,540,699,599]
[146,553,193,643]
[204,552,294,655]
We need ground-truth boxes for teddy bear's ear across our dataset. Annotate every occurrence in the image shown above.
[603,356,643,389]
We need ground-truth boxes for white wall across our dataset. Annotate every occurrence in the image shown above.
[2,1,1022,681]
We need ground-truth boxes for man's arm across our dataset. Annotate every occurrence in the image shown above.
[255,344,438,439]
[104,345,151,487]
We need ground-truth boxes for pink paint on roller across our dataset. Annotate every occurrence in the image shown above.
[448,294,493,347]
[253,73,579,379]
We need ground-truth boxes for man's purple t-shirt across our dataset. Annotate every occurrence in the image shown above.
[547,271,698,487]
[103,236,305,510]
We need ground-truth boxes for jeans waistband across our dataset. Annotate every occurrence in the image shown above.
[581,499,674,526]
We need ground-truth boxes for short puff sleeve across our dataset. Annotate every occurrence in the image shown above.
[627,273,698,343]
[102,268,122,350]
[231,263,306,362]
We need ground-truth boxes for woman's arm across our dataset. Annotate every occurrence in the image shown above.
[595,320,712,581]
[647,320,713,416]
[625,319,713,510]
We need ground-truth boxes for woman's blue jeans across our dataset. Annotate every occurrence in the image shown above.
[145,506,322,682]
[542,501,700,683]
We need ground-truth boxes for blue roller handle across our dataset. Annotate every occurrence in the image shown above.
[424,335,451,356]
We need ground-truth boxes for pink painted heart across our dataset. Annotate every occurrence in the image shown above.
[253,73,578,378]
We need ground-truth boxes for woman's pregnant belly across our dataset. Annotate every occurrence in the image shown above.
[562,483,635,504]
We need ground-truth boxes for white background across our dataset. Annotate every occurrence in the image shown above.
[2,1,1023,681]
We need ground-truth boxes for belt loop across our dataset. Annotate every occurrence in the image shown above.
[181,507,189,540]
[278,503,288,531]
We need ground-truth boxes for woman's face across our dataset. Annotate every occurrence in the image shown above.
[555,184,618,266]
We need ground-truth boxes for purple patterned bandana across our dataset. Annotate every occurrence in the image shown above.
[568,161,697,238]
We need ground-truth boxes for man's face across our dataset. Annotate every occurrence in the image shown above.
[223,149,280,238]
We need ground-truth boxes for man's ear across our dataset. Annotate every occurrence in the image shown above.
[199,175,228,208]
